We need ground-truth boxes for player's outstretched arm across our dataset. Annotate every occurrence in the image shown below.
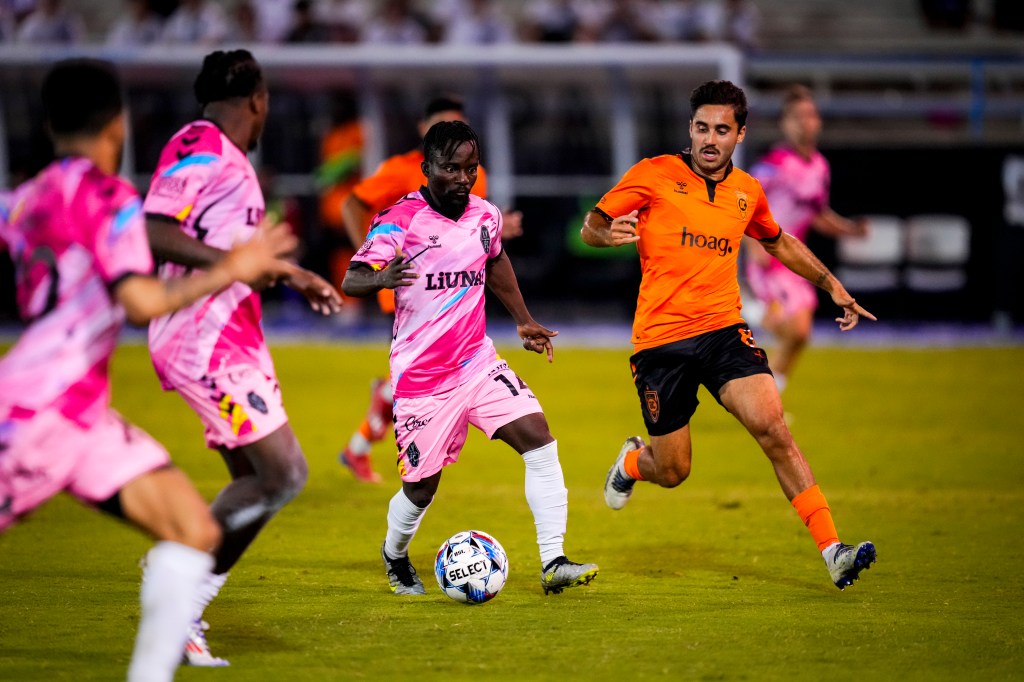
[485,251,558,362]
[581,209,640,248]
[116,222,297,325]
[277,263,343,315]
[761,230,876,331]
[341,249,418,298]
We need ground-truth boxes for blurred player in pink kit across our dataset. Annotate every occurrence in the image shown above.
[343,120,598,597]
[744,85,867,391]
[0,59,295,682]
[142,49,342,666]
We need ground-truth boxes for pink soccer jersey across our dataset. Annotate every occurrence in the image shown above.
[0,158,153,426]
[750,145,830,260]
[351,191,504,398]
[144,120,273,387]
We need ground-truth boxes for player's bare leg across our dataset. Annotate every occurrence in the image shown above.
[720,373,876,588]
[212,423,308,573]
[495,413,598,594]
[762,306,813,391]
[120,467,220,682]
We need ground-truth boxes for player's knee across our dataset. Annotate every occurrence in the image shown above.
[657,460,691,488]
[262,454,308,508]
[180,511,222,553]
[754,418,793,457]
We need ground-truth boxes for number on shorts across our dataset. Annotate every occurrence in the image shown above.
[493,373,519,396]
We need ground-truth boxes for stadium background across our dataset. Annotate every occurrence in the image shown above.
[1,0,1023,330]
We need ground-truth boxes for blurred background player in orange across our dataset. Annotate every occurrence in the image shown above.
[338,94,523,483]
[743,85,867,392]
[315,91,364,296]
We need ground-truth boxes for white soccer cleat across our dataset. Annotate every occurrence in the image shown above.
[824,541,877,590]
[381,544,427,596]
[182,619,230,667]
[604,436,645,510]
[540,556,599,595]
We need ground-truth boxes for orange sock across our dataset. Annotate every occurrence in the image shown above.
[791,484,839,552]
[623,447,645,481]
[357,419,374,441]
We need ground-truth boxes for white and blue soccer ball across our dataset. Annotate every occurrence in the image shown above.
[434,530,509,604]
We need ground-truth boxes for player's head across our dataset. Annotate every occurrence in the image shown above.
[418,94,467,139]
[779,84,821,149]
[688,80,748,178]
[421,120,480,218]
[41,58,126,172]
[194,49,268,151]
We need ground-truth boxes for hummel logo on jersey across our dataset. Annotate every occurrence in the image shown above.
[424,270,484,291]
[429,234,439,245]
[674,181,688,194]
[681,226,733,256]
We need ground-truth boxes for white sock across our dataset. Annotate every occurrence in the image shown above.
[128,542,214,682]
[384,489,429,559]
[522,440,568,567]
[347,431,372,457]
[192,570,228,622]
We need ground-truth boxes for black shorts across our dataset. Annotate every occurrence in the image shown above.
[629,323,773,436]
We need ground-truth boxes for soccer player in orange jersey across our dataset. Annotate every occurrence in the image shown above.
[582,80,878,590]
[336,95,522,483]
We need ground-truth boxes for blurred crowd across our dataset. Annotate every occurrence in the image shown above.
[0,0,763,52]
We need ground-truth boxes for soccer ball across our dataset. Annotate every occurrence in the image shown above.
[434,530,509,604]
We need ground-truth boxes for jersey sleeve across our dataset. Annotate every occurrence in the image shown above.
[596,158,655,219]
[745,180,783,241]
[89,179,154,286]
[488,200,503,259]
[143,137,222,224]
[350,210,406,271]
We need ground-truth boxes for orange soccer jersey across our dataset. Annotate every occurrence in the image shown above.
[596,153,781,352]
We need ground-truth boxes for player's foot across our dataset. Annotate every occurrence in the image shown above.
[604,436,644,510]
[381,544,426,595]
[824,541,876,590]
[182,619,229,667]
[365,377,393,441]
[340,449,383,483]
[540,556,599,595]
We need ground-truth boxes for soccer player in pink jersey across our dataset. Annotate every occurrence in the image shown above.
[343,120,598,596]
[141,50,342,666]
[0,59,295,682]
[744,85,867,391]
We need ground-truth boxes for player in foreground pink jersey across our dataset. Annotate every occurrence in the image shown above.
[142,50,342,666]
[744,85,867,391]
[0,59,295,682]
[343,121,598,596]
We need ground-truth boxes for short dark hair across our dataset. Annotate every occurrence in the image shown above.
[689,80,748,128]
[193,49,263,105]
[423,120,479,164]
[42,58,123,136]
[781,84,814,115]
[423,94,465,120]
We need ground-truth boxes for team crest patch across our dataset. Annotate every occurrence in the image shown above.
[644,390,660,423]
[405,442,421,467]
[480,224,491,254]
[247,391,268,414]
[736,191,749,219]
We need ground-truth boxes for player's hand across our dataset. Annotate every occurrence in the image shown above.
[378,248,419,289]
[609,210,640,246]
[501,209,524,241]
[283,266,343,315]
[517,320,558,362]
[222,221,298,286]
[833,295,877,332]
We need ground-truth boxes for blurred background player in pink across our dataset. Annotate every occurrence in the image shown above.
[142,49,342,666]
[744,84,867,392]
[337,94,522,483]
[0,58,296,682]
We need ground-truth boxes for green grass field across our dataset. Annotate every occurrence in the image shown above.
[1,341,1022,681]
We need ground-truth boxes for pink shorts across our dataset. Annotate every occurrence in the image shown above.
[0,408,170,532]
[746,263,818,318]
[171,365,288,450]
[393,359,544,482]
